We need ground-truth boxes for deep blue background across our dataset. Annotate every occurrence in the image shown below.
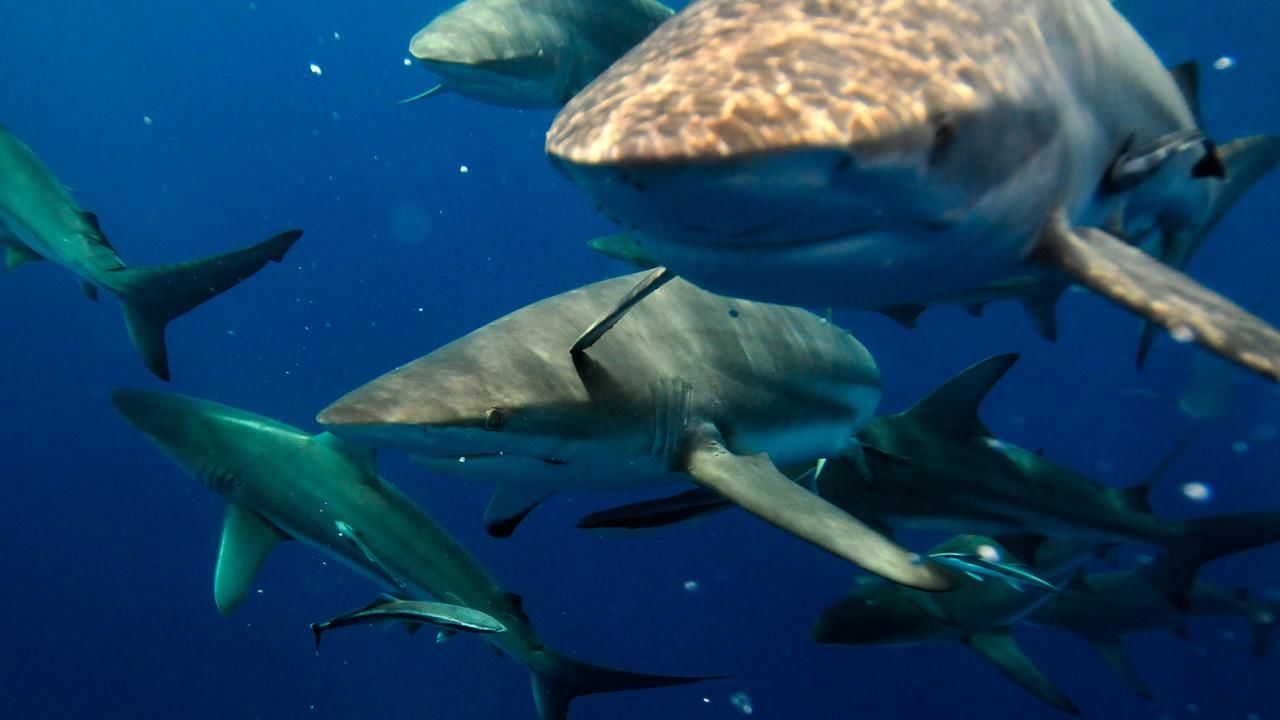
[2,1,1279,718]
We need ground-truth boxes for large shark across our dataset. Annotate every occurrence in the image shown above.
[111,390,717,720]
[545,0,1280,380]
[0,123,302,380]
[317,272,955,590]
[1029,553,1279,701]
[581,354,1211,566]
[403,0,673,107]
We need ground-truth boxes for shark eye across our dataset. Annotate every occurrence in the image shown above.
[483,408,505,431]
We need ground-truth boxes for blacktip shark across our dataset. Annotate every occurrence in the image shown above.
[317,272,956,591]
[402,0,673,107]
[580,354,1213,580]
[1030,549,1280,701]
[111,390,717,720]
[811,534,1087,714]
[545,0,1280,381]
[0,123,302,380]
[309,596,507,651]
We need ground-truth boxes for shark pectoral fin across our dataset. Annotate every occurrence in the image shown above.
[397,84,446,105]
[214,504,289,616]
[903,353,1019,437]
[1030,212,1280,381]
[3,243,43,271]
[587,232,660,269]
[681,425,953,591]
[484,485,554,537]
[79,279,99,302]
[576,487,732,531]
[1090,636,1153,701]
[570,266,674,355]
[965,632,1079,714]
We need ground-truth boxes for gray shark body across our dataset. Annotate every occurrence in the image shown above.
[112,390,715,720]
[546,0,1280,380]
[0,123,302,380]
[406,0,672,107]
[318,272,953,590]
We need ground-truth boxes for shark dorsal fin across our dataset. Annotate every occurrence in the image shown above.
[1169,62,1201,124]
[312,432,378,478]
[214,504,289,616]
[903,354,1019,437]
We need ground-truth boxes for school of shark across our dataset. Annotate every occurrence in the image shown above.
[4,0,1280,717]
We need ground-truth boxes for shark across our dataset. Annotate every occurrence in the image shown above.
[813,511,1280,714]
[0,123,302,380]
[545,0,1280,381]
[402,0,673,107]
[1029,553,1279,701]
[316,272,955,590]
[580,354,1215,572]
[111,390,718,720]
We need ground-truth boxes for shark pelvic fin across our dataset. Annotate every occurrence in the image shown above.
[3,243,43,271]
[965,632,1080,714]
[681,423,953,591]
[875,303,928,329]
[484,485,554,537]
[214,504,289,616]
[397,84,446,105]
[586,232,660,269]
[576,487,731,531]
[1030,211,1280,381]
[903,354,1018,438]
[79,279,99,302]
[1090,636,1154,701]
[571,266,674,355]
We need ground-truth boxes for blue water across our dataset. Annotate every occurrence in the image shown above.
[2,1,1280,718]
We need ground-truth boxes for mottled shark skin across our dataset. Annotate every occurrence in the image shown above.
[0,123,302,380]
[405,0,673,107]
[812,535,1087,714]
[111,390,716,720]
[546,0,1280,380]
[317,272,955,590]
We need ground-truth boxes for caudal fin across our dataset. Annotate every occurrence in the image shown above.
[1151,510,1280,606]
[529,650,722,720]
[110,229,303,380]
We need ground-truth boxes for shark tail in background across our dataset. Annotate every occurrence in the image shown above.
[527,649,722,720]
[106,229,303,381]
[1238,587,1280,658]
[1152,510,1280,608]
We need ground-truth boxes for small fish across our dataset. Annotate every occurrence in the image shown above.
[310,596,506,650]
[334,520,408,590]
[928,547,1058,592]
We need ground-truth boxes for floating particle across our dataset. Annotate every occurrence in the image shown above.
[404,58,412,67]
[1214,56,1237,71]
[976,543,999,561]
[729,692,754,715]
[1008,415,1026,426]
[1249,424,1277,443]
[142,115,153,126]
[458,456,467,463]
[333,32,341,40]
[1181,481,1213,503]
[331,111,340,121]
[309,63,323,76]
[460,165,469,174]
[1232,440,1250,454]
[683,580,699,593]
[1245,713,1260,720]
[702,698,710,704]
[1170,325,1196,343]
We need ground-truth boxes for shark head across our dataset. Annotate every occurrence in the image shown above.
[408,2,576,107]
[546,0,1068,302]
[810,577,941,646]
[112,389,307,499]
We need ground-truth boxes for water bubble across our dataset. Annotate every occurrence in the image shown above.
[142,115,153,126]
[1181,481,1213,503]
[403,58,412,67]
[1213,56,1237,71]
[459,165,470,174]
[683,580,699,593]
[309,63,323,76]
[729,692,754,715]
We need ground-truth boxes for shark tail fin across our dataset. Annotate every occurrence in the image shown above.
[528,650,722,720]
[1153,510,1280,607]
[109,230,302,380]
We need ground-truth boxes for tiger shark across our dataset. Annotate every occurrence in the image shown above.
[0,123,302,380]
[402,0,673,107]
[111,390,717,720]
[317,272,955,590]
[545,0,1280,380]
